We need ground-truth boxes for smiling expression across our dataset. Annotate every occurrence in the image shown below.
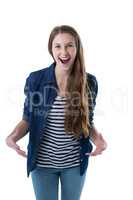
[52,33,77,71]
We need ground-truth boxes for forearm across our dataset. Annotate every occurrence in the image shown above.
[7,120,29,142]
[90,125,100,143]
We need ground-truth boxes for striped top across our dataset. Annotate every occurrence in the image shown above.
[36,95,80,169]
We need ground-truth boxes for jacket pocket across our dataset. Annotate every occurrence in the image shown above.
[80,136,93,155]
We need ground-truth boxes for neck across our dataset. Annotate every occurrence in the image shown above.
[55,64,70,83]
[55,64,70,96]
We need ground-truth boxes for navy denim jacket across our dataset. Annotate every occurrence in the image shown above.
[22,63,98,177]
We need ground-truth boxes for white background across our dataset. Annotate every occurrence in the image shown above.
[0,0,131,199]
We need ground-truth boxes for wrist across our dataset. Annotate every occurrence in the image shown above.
[89,126,100,142]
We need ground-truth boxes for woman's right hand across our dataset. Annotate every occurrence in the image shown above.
[5,120,29,158]
[6,135,27,158]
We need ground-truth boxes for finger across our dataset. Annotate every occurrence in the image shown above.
[11,144,21,151]
[6,139,19,150]
[90,151,102,156]
[89,149,103,156]
[85,151,101,156]
[11,143,27,157]
[16,149,27,158]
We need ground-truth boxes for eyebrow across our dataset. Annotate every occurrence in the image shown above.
[54,42,75,45]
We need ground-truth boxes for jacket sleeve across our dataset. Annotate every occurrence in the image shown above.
[87,74,98,128]
[22,74,32,124]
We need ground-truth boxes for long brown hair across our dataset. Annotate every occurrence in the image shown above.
[48,25,91,139]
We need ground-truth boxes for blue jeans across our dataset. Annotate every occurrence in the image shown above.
[31,166,87,200]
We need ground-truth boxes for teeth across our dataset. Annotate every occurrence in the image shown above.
[59,58,70,64]
[61,58,70,61]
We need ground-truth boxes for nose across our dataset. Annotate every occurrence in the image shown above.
[61,47,68,56]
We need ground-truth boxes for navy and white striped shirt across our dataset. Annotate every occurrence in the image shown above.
[36,95,80,168]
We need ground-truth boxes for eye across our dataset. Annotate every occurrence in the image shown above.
[68,44,74,47]
[55,45,60,48]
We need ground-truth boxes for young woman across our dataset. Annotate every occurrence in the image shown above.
[6,25,107,200]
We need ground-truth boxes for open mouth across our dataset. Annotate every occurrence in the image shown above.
[59,58,71,64]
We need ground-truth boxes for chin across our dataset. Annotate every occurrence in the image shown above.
[62,65,71,71]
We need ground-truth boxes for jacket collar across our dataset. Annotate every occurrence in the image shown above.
[31,62,58,92]
[44,62,57,83]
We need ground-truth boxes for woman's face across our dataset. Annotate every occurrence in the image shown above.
[52,33,77,72]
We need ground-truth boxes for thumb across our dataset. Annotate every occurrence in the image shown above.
[11,143,21,151]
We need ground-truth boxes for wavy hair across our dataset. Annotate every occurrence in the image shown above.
[48,25,91,139]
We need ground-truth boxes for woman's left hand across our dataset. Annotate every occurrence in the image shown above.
[85,133,107,156]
